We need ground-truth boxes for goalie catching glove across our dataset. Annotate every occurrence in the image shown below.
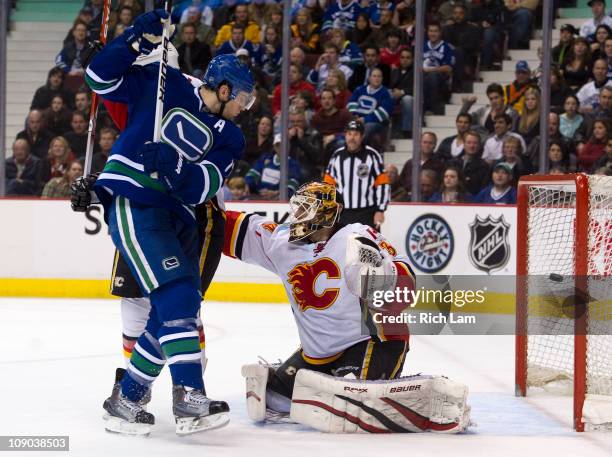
[344,233,398,301]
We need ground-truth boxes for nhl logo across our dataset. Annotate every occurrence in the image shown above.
[405,214,454,273]
[357,163,370,179]
[469,215,510,273]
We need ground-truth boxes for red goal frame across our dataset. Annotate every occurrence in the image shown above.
[515,173,590,432]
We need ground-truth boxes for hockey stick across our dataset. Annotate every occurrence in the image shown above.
[83,0,112,177]
[153,0,173,143]
[150,0,173,179]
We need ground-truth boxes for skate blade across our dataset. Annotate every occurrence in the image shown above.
[175,412,230,436]
[103,413,152,436]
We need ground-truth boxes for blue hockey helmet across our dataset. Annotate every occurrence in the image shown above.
[202,54,256,110]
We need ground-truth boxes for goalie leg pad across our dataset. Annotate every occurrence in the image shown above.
[241,363,271,422]
[290,369,471,434]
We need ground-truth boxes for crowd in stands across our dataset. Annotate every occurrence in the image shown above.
[6,0,612,207]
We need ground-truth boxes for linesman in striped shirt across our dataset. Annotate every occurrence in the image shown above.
[323,120,390,229]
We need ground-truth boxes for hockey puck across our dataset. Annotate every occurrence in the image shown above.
[549,273,564,282]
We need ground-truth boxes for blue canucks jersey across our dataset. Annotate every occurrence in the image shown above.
[85,35,245,225]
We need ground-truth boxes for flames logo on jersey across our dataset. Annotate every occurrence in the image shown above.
[287,257,341,312]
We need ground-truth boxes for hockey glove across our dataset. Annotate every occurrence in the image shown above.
[71,173,100,212]
[124,9,174,55]
[140,141,180,181]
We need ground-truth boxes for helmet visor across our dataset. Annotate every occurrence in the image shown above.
[235,90,257,110]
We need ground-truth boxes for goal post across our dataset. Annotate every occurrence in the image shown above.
[515,173,612,432]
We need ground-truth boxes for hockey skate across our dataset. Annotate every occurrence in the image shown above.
[110,368,151,407]
[172,385,230,435]
[103,385,155,436]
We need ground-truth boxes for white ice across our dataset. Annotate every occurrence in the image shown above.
[1,298,611,457]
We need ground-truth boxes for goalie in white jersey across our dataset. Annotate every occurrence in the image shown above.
[225,182,471,433]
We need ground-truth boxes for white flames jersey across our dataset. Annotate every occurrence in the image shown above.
[224,211,414,362]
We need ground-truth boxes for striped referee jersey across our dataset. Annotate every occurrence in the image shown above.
[324,145,390,211]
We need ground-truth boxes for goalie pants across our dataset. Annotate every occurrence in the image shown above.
[269,339,409,400]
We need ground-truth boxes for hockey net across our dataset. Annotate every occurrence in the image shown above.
[515,174,612,431]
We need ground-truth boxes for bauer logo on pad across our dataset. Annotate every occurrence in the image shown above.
[468,215,510,274]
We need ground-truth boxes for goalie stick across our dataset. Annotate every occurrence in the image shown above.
[82,0,111,176]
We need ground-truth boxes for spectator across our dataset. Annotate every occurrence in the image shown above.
[399,132,444,195]
[579,0,612,42]
[243,115,274,166]
[174,6,215,48]
[379,29,407,69]
[453,130,491,196]
[590,24,611,59]
[56,20,89,74]
[517,87,541,147]
[272,63,316,116]
[91,127,117,173]
[41,160,83,198]
[504,60,536,115]
[42,95,72,137]
[473,0,506,70]
[348,45,391,91]
[5,139,40,196]
[37,136,75,190]
[329,27,364,68]
[560,95,585,140]
[246,134,302,199]
[347,67,394,144]
[348,13,375,50]
[461,83,519,136]
[321,0,365,34]
[526,112,574,169]
[437,113,471,161]
[576,85,612,139]
[442,3,480,90]
[289,46,311,77]
[177,23,212,79]
[368,0,397,26]
[423,22,454,115]
[321,69,352,110]
[30,67,73,111]
[214,4,261,47]
[63,111,89,159]
[605,37,612,78]
[419,169,440,202]
[473,162,517,204]
[288,107,323,181]
[291,8,320,53]
[550,66,574,113]
[324,120,389,229]
[224,176,250,201]
[291,90,316,126]
[429,165,472,203]
[117,0,141,17]
[504,0,537,50]
[498,136,533,180]
[369,8,396,48]
[112,22,127,39]
[578,119,609,171]
[307,43,353,92]
[562,37,593,91]
[386,164,408,201]
[593,136,612,170]
[553,24,578,67]
[547,140,576,173]
[390,48,414,138]
[74,89,90,116]
[16,109,53,160]
[116,5,134,28]
[483,113,527,163]
[312,88,352,157]
[576,58,612,112]
[216,24,256,57]
[256,26,282,81]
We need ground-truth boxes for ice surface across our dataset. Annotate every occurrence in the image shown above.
[1,298,611,457]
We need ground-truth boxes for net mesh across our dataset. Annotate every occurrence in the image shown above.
[525,176,612,411]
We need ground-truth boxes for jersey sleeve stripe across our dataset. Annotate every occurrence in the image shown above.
[85,72,124,95]
[373,173,390,187]
[234,213,254,260]
[301,349,343,365]
[323,173,337,186]
[224,211,247,258]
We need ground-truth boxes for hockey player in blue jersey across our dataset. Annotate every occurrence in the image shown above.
[84,9,255,435]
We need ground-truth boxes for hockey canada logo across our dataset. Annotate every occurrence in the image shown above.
[468,215,510,273]
[405,214,454,273]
